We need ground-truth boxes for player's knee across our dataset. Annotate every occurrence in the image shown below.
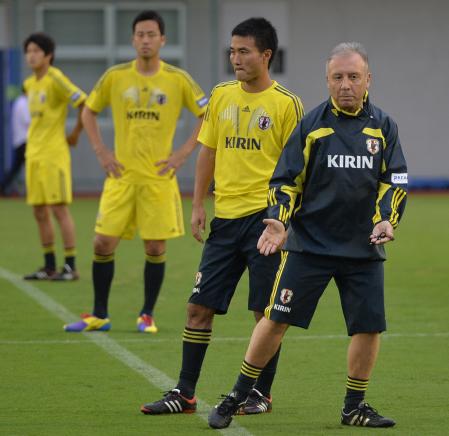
[144,240,166,256]
[260,317,289,337]
[50,204,68,221]
[93,234,117,255]
[186,303,215,329]
[33,206,49,222]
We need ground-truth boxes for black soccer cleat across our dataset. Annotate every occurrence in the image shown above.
[24,267,56,280]
[341,402,396,427]
[238,388,272,415]
[140,389,197,415]
[208,392,245,429]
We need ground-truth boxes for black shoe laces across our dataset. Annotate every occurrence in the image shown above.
[351,402,385,424]
[162,389,181,401]
[359,403,379,417]
[217,394,240,415]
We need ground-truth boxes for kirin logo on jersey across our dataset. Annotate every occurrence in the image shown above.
[258,115,271,130]
[366,138,380,155]
[280,288,293,305]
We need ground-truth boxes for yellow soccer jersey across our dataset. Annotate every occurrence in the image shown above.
[24,66,86,163]
[86,60,208,183]
[198,80,304,219]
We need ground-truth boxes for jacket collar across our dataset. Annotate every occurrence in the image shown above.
[329,91,369,117]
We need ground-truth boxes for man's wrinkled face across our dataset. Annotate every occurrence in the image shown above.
[327,52,371,113]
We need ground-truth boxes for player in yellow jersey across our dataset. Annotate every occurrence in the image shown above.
[23,33,86,281]
[141,17,304,416]
[64,10,207,334]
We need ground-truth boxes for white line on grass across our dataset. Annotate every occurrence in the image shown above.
[2,331,449,346]
[0,267,253,436]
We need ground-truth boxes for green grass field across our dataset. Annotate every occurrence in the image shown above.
[1,195,448,436]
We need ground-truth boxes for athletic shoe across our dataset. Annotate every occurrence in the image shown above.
[23,267,56,280]
[341,402,396,427]
[137,314,158,333]
[50,264,79,281]
[208,392,245,429]
[64,313,111,332]
[140,389,197,414]
[237,388,272,415]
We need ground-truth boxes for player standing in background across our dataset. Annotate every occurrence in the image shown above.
[64,10,207,333]
[23,33,86,281]
[0,89,30,196]
[141,17,304,416]
[208,42,407,430]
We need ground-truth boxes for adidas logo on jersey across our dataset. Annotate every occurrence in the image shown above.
[242,106,250,112]
[327,154,373,169]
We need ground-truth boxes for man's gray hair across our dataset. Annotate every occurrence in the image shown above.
[327,42,369,68]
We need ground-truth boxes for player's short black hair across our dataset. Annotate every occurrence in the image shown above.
[232,18,278,68]
[23,32,55,64]
[132,10,165,35]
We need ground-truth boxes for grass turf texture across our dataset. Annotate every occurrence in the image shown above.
[0,195,448,435]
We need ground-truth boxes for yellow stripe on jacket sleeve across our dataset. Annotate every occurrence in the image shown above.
[268,187,277,207]
[372,182,391,224]
[389,188,407,227]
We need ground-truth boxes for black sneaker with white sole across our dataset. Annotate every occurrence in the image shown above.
[208,392,245,429]
[341,402,396,427]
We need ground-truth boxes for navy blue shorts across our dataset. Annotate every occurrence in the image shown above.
[188,210,281,314]
[265,251,386,335]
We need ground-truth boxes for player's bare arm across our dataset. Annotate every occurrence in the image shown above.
[82,105,124,178]
[257,218,286,256]
[370,220,394,245]
[156,115,204,176]
[66,103,84,147]
[191,145,215,243]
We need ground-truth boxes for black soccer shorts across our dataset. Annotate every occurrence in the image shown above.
[265,251,386,335]
[188,209,281,314]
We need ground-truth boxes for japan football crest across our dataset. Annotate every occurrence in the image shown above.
[156,92,167,105]
[280,288,293,304]
[258,115,271,130]
[366,138,380,155]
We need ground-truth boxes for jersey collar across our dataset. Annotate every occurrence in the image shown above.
[132,59,164,78]
[238,80,278,95]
